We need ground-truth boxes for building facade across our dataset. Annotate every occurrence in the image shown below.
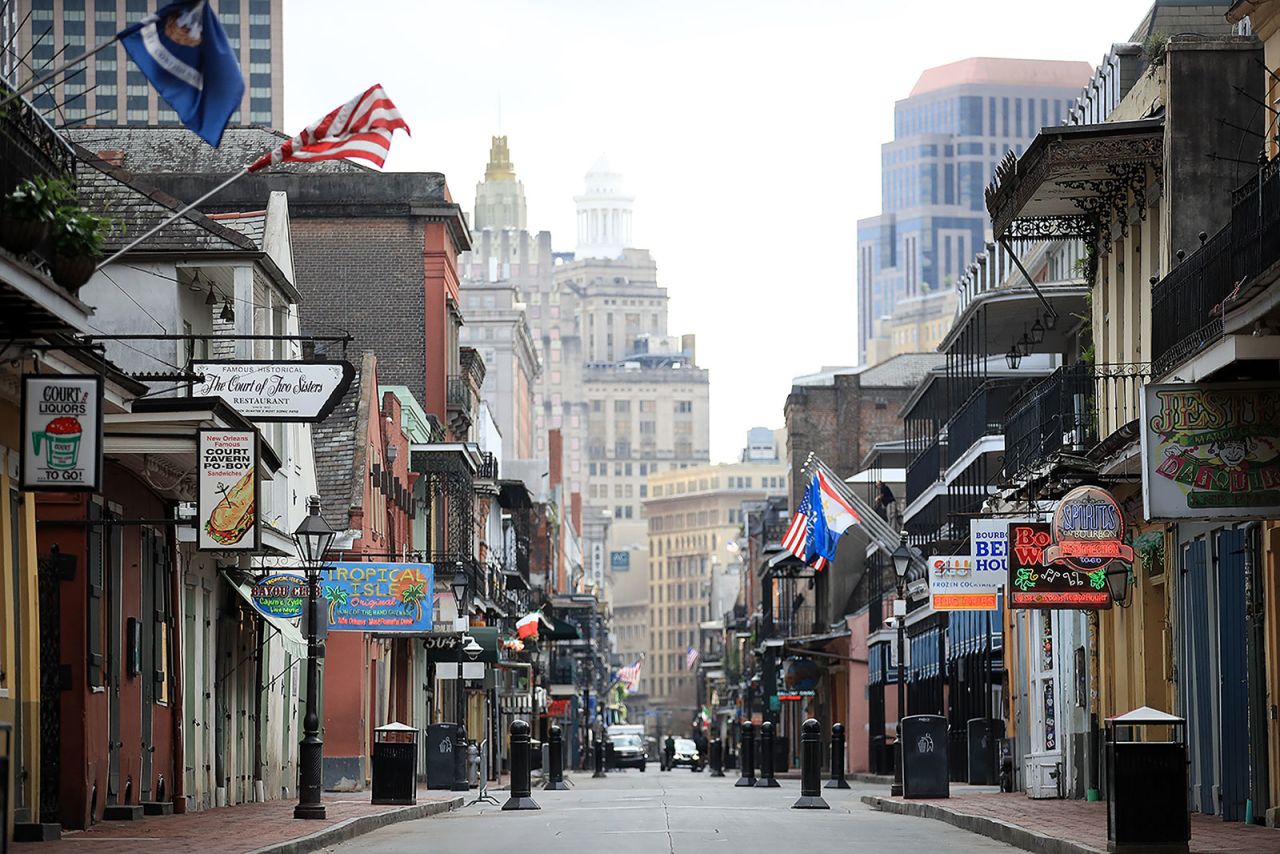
[856,57,1093,365]
[643,456,788,711]
[2,0,284,129]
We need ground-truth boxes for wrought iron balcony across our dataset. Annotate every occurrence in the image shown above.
[1152,156,1280,378]
[1002,362,1149,481]
[944,379,1022,469]
[763,604,817,641]
[446,374,472,411]
[476,451,499,481]
[1,84,76,280]
[906,437,942,505]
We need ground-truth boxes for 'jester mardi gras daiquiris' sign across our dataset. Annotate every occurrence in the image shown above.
[320,562,435,632]
[1007,522,1113,610]
[1140,382,1280,520]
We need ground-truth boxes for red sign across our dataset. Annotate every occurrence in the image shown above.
[547,699,571,716]
[1043,486,1134,572]
[1007,522,1112,610]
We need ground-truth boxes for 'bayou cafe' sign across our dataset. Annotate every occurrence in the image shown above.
[1141,382,1280,520]
[250,573,307,619]
[320,562,435,632]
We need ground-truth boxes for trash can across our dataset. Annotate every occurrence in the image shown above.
[371,722,418,805]
[901,715,949,799]
[529,738,543,771]
[966,718,1003,785]
[1106,707,1189,852]
[425,722,459,790]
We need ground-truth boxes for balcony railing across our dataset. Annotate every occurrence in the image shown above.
[1,84,76,271]
[945,379,1022,469]
[1002,362,1149,480]
[906,437,942,505]
[476,451,499,481]
[1152,156,1280,378]
[766,605,817,640]
[446,374,471,411]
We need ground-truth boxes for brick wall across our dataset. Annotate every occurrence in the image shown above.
[290,217,429,403]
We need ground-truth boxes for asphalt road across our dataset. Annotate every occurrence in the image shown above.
[323,770,1018,853]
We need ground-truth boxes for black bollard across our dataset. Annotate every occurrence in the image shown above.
[502,719,540,811]
[592,735,607,778]
[734,721,756,787]
[825,722,850,789]
[792,719,830,809]
[544,725,569,791]
[755,721,780,787]
[709,738,725,777]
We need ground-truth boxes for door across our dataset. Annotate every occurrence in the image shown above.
[37,548,63,824]
[106,510,122,805]
[1180,538,1216,815]
[184,582,197,806]
[139,528,155,804]
[1215,528,1248,822]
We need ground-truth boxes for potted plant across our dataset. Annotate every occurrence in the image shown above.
[48,207,111,291]
[0,175,74,254]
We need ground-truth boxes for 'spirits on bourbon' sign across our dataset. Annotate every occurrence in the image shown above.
[1007,522,1112,610]
[1043,486,1135,572]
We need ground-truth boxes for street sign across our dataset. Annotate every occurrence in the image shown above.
[320,562,434,631]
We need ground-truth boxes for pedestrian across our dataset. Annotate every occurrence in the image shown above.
[875,480,900,531]
[663,733,676,772]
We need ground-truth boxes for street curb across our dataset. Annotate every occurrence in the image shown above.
[847,773,894,785]
[861,795,1106,854]
[248,797,463,854]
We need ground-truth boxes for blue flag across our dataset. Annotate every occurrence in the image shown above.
[119,1,244,146]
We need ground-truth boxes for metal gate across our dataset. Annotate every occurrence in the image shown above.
[1215,528,1248,822]
[1180,538,1216,815]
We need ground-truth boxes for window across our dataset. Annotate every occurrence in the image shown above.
[674,400,693,414]
[614,400,630,413]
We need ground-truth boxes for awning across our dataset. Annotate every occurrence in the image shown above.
[986,118,1163,239]
[224,575,308,659]
[541,613,581,640]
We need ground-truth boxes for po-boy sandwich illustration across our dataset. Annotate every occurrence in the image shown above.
[205,467,255,545]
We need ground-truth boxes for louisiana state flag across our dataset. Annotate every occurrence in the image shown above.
[119,1,244,146]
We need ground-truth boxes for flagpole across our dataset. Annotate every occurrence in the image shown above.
[0,34,122,112]
[96,166,250,270]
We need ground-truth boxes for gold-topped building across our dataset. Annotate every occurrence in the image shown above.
[473,135,527,231]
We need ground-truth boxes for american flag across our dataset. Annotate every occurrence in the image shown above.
[686,645,701,670]
[616,660,642,693]
[781,476,827,570]
[248,84,409,173]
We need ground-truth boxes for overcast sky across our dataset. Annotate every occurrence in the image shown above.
[283,0,1157,463]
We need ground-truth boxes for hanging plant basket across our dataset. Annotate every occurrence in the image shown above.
[49,253,98,291]
[0,218,49,255]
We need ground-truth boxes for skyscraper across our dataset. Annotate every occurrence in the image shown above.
[856,57,1092,365]
[1,0,283,129]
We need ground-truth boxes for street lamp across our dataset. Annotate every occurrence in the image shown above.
[1105,564,1131,607]
[293,496,335,820]
[890,531,912,798]
[451,567,471,791]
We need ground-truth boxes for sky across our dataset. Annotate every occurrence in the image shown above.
[283,0,1157,463]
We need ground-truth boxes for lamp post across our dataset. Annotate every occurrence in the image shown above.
[890,531,913,798]
[293,496,335,820]
[451,568,471,792]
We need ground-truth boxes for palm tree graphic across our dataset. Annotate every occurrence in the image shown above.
[322,584,348,624]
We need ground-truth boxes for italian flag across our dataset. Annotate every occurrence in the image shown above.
[516,610,543,640]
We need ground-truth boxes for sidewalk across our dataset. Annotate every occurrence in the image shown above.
[14,789,461,854]
[864,788,1280,854]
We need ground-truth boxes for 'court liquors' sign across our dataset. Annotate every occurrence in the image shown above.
[21,375,103,491]
[1141,382,1280,519]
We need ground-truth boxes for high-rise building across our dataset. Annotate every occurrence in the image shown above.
[642,446,788,708]
[856,57,1092,365]
[1,0,284,129]
[472,135,526,232]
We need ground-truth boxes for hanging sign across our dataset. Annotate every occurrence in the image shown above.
[1007,522,1112,610]
[192,360,354,422]
[250,572,307,619]
[21,374,103,491]
[927,556,999,611]
[421,627,500,663]
[1140,382,1280,519]
[320,561,435,632]
[1044,486,1134,572]
[197,429,260,551]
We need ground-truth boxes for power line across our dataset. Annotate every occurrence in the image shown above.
[97,267,167,333]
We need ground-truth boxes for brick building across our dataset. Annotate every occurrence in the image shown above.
[783,353,944,505]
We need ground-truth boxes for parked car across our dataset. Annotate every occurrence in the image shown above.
[671,737,703,771]
[609,733,647,771]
